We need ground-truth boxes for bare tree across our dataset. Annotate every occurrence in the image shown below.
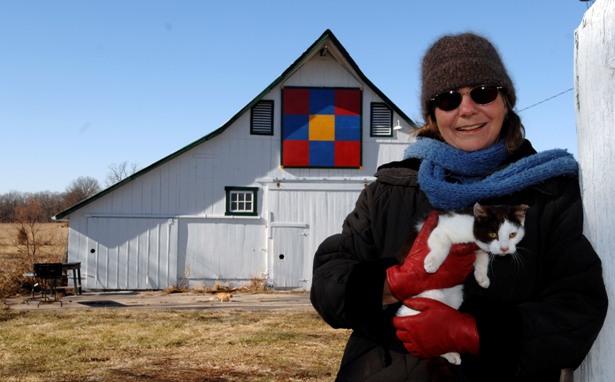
[64,176,101,207]
[34,191,65,221]
[105,161,139,187]
[13,198,43,265]
[12,195,66,267]
[0,191,27,222]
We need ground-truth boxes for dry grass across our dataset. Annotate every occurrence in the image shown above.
[0,225,350,380]
[0,307,349,381]
[0,223,68,298]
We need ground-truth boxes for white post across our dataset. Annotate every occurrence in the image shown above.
[575,0,615,380]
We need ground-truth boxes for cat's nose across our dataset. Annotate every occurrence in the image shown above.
[500,246,509,253]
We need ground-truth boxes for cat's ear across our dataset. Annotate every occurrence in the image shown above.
[473,202,488,219]
[515,204,530,223]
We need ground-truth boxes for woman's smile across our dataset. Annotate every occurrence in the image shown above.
[434,86,507,152]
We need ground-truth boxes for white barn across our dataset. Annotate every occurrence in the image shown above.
[53,29,417,291]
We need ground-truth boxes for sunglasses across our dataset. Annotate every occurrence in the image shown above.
[430,85,503,111]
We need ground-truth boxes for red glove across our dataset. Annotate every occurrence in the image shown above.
[386,211,479,301]
[393,297,480,358]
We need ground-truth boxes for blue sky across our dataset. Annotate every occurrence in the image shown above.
[0,0,595,194]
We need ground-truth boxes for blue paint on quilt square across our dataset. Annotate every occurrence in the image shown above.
[309,89,335,115]
[283,114,309,140]
[309,141,335,166]
[335,115,361,141]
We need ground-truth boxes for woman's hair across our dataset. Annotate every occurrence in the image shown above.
[416,95,525,153]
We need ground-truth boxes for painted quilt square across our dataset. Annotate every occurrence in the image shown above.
[283,140,310,167]
[334,141,361,167]
[309,89,335,115]
[309,115,335,141]
[283,114,309,140]
[309,141,335,167]
[284,88,310,114]
[335,116,361,140]
[335,89,361,116]
[282,87,361,168]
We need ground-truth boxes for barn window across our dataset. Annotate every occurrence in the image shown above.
[370,102,393,137]
[251,100,274,135]
[225,187,258,216]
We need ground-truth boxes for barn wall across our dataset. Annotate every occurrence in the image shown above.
[65,36,414,290]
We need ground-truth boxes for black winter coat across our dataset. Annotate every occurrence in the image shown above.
[310,140,608,381]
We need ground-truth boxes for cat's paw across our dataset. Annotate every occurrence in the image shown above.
[474,270,491,288]
[441,352,462,365]
[423,255,443,273]
[395,305,419,317]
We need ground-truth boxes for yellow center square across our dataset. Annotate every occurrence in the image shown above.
[309,115,335,141]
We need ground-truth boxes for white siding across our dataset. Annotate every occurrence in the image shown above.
[68,217,177,290]
[574,0,615,380]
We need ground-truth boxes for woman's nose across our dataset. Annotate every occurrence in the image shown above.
[457,93,479,116]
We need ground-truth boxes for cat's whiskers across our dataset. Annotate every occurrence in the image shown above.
[487,252,497,277]
[485,248,526,280]
[510,248,527,271]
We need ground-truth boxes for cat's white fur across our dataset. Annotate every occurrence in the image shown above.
[396,203,527,365]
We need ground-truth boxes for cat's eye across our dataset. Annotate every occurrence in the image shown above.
[509,232,517,239]
[488,233,498,239]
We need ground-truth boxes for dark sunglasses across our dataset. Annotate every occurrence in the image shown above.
[430,85,503,111]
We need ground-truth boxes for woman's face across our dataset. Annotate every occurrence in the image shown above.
[434,86,508,152]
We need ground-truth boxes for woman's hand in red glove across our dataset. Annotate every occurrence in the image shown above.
[393,297,479,358]
[385,211,479,302]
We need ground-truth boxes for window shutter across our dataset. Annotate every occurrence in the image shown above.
[251,100,274,135]
[370,103,393,137]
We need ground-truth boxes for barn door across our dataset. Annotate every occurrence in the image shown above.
[271,226,307,289]
[85,217,177,290]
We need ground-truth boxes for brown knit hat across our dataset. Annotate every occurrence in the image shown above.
[421,32,515,119]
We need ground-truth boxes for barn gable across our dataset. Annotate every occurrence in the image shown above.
[53,29,417,291]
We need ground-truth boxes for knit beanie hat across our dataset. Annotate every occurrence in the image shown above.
[421,32,516,119]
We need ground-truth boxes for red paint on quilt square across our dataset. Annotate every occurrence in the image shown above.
[283,140,310,166]
[334,141,361,167]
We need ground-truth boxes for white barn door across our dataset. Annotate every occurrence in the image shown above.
[85,217,177,290]
[271,225,308,289]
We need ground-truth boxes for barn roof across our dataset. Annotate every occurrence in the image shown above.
[53,29,416,221]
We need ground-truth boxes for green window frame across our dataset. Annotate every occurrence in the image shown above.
[225,187,259,216]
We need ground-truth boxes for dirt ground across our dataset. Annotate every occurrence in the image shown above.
[1,224,314,313]
[3,290,313,312]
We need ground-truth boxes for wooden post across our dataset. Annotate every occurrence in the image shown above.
[575,0,615,380]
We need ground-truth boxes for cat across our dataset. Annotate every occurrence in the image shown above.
[209,292,233,302]
[396,202,529,365]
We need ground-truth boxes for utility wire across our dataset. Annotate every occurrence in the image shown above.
[517,87,574,112]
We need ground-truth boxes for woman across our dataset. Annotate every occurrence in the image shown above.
[310,32,608,381]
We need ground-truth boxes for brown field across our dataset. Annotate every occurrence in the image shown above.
[0,307,349,381]
[1,224,350,381]
[0,222,68,257]
[0,223,68,298]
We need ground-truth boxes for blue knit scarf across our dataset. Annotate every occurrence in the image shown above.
[403,138,579,210]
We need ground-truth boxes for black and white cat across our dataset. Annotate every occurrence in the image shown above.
[396,202,529,365]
